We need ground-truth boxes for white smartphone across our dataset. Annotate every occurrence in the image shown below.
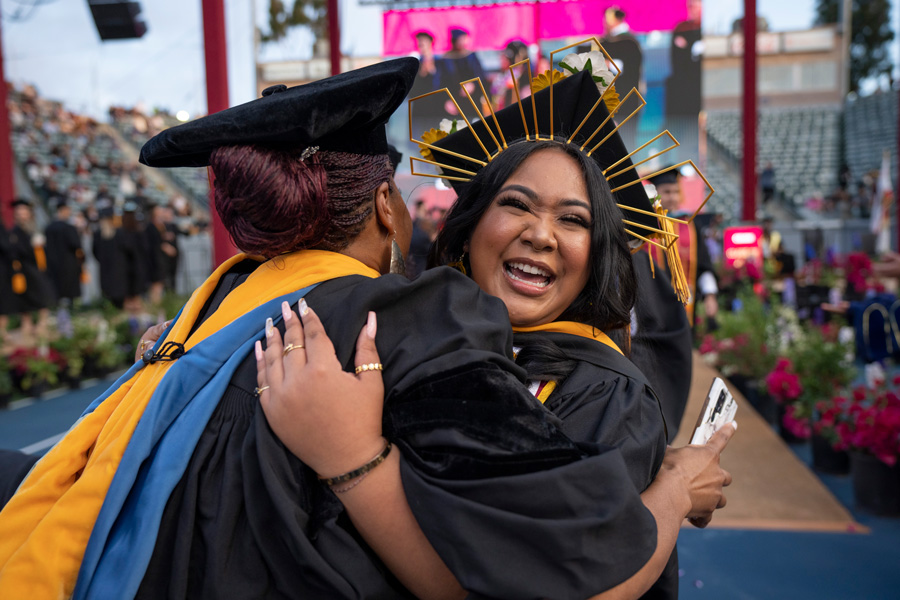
[690,377,738,445]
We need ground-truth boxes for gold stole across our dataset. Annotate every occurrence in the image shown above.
[513,321,623,404]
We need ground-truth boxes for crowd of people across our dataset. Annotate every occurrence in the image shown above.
[0,195,200,342]
[1,83,214,343]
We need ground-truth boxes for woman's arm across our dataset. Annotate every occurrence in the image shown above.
[256,301,465,600]
[589,424,736,600]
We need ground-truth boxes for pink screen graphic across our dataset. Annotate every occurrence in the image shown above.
[384,0,689,55]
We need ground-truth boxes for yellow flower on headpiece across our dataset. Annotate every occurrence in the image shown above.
[418,128,448,162]
[531,69,568,93]
[603,84,620,113]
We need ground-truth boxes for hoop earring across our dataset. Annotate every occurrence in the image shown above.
[448,251,467,276]
[390,238,407,276]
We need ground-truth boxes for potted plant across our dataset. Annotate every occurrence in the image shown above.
[770,322,855,444]
[811,393,852,474]
[0,354,13,409]
[9,346,65,397]
[834,377,900,516]
[698,289,778,421]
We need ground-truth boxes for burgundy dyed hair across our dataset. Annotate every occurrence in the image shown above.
[210,146,393,257]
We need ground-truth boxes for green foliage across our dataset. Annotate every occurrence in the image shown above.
[816,0,895,93]
[261,0,329,48]
[786,324,856,419]
[0,354,13,396]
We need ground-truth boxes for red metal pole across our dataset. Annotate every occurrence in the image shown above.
[0,12,16,227]
[742,0,757,222]
[328,0,341,76]
[202,0,237,266]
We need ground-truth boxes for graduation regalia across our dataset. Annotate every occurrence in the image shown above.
[513,327,679,599]
[8,223,54,312]
[45,217,84,301]
[92,228,129,306]
[630,252,694,442]
[0,227,15,316]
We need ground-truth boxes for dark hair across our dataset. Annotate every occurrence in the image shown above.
[414,31,434,43]
[210,146,392,258]
[431,138,637,333]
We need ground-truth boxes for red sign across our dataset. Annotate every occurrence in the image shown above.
[723,226,763,270]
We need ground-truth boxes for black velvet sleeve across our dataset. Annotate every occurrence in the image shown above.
[306,269,659,598]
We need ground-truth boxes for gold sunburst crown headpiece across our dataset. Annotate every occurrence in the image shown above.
[408,37,715,304]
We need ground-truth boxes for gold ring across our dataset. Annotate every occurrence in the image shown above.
[282,343,304,356]
[255,386,270,396]
[354,362,383,375]
[139,339,149,351]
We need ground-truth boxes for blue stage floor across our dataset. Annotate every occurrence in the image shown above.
[678,442,900,599]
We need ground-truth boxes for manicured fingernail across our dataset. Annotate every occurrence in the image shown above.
[265,317,274,338]
[255,340,263,360]
[366,311,377,338]
[164,320,171,328]
[299,298,309,317]
[732,421,738,431]
[282,301,292,322]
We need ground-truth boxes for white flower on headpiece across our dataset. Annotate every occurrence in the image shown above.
[439,118,468,134]
[559,51,616,95]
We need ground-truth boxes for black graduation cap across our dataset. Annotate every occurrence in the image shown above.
[450,28,468,42]
[140,58,419,168]
[647,167,680,187]
[430,69,657,239]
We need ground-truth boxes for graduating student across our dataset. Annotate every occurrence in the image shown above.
[425,60,698,598]
[8,199,53,337]
[647,168,718,328]
[91,207,129,308]
[0,224,14,338]
[44,199,84,305]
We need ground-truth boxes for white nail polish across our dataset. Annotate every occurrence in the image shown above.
[265,317,274,338]
[299,298,309,317]
[282,301,292,321]
[366,311,377,338]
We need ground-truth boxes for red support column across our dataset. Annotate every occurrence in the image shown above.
[0,14,16,227]
[741,0,757,222]
[202,0,237,266]
[328,0,340,76]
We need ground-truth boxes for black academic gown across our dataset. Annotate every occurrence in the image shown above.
[118,228,149,298]
[45,219,83,301]
[0,227,15,315]
[134,263,658,600]
[92,230,128,306]
[8,225,54,312]
[630,253,694,442]
[513,330,678,599]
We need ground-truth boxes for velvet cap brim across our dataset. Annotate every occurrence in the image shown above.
[140,58,419,168]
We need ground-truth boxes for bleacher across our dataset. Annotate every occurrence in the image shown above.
[843,89,898,186]
[8,86,173,210]
[110,109,210,204]
[706,107,843,211]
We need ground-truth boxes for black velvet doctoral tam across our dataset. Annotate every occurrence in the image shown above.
[140,58,419,168]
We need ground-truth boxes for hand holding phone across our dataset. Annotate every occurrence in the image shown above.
[690,377,738,445]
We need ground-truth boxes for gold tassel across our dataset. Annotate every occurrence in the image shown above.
[654,200,691,305]
[34,246,47,271]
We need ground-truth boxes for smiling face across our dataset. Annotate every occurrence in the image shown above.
[468,148,593,327]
